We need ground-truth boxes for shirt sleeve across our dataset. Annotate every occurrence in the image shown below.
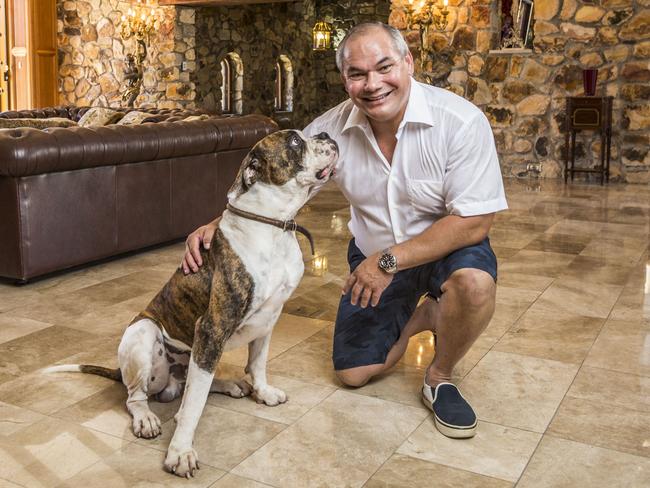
[443,112,508,216]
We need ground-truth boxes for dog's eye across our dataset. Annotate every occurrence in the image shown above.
[289,135,301,147]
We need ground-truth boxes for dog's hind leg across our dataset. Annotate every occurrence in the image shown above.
[118,318,165,439]
[247,332,287,406]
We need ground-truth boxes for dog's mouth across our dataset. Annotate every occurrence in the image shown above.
[316,164,336,181]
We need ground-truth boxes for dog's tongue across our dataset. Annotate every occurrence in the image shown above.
[317,166,332,179]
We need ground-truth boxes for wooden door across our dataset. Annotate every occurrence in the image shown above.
[0,1,9,111]
[6,0,56,110]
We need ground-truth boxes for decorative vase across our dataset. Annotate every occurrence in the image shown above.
[583,68,598,96]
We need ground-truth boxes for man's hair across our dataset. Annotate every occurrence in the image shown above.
[335,22,410,72]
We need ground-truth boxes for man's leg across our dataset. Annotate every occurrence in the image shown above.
[336,268,495,387]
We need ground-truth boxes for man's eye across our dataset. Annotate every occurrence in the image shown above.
[379,65,392,73]
[348,73,364,81]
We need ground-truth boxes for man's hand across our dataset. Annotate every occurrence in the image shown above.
[181,220,219,274]
[342,254,393,308]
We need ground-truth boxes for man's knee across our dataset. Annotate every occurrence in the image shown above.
[335,365,379,388]
[443,268,496,312]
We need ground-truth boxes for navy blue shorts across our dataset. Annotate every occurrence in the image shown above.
[332,238,497,371]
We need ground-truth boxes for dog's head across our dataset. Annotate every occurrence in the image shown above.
[228,129,338,200]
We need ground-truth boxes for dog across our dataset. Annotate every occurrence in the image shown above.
[45,129,338,478]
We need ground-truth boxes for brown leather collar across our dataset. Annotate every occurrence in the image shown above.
[226,203,315,256]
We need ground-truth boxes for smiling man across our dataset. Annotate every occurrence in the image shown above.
[183,23,507,438]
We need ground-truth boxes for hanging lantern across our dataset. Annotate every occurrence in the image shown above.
[312,21,333,51]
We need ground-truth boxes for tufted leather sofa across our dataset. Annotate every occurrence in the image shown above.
[0,107,278,281]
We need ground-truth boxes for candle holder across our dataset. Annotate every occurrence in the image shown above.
[399,0,449,72]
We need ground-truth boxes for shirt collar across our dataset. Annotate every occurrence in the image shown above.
[341,78,435,135]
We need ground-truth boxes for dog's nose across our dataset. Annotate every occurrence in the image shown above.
[315,132,330,140]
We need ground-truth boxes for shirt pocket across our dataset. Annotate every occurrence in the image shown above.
[405,178,446,217]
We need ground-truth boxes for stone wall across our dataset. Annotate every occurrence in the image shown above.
[391,0,650,183]
[193,1,390,128]
[57,0,197,109]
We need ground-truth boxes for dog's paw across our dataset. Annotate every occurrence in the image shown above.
[210,378,253,398]
[132,411,162,439]
[254,385,288,406]
[164,446,200,478]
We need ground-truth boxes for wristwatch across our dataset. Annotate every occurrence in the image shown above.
[378,248,398,274]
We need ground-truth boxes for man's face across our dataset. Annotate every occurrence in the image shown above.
[340,28,414,127]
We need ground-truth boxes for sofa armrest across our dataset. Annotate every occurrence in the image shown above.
[0,114,277,177]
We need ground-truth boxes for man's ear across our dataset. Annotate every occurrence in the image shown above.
[405,51,414,76]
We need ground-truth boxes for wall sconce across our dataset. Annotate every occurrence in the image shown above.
[120,0,163,106]
[312,21,333,51]
[400,0,449,71]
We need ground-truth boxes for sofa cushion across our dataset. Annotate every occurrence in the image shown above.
[117,110,154,125]
[0,117,78,129]
[78,107,123,127]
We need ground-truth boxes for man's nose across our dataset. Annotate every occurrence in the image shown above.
[365,71,381,90]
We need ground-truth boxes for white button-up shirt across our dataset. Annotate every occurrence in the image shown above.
[304,79,508,257]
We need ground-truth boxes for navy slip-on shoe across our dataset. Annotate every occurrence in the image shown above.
[422,381,477,438]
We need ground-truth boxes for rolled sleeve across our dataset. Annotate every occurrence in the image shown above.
[444,113,508,216]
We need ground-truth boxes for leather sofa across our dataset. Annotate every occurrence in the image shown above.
[0,107,277,282]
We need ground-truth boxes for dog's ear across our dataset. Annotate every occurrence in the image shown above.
[227,152,261,199]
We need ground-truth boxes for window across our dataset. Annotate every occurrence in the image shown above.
[219,53,243,114]
[274,55,294,112]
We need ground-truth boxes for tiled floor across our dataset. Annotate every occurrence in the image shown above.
[1,179,649,487]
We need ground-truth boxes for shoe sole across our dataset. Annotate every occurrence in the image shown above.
[421,394,477,439]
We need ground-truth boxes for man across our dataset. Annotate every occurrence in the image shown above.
[182,23,507,438]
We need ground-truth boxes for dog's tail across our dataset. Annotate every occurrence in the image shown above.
[42,364,122,382]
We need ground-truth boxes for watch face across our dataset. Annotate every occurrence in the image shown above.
[379,253,397,272]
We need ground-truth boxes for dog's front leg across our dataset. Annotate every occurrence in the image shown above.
[164,315,228,478]
[247,333,287,406]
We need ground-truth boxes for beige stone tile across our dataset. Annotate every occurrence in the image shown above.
[209,473,274,488]
[62,302,139,337]
[494,308,605,364]
[53,382,181,441]
[568,366,650,413]
[267,327,339,387]
[283,281,342,321]
[498,250,577,278]
[495,272,553,293]
[0,478,23,487]
[0,282,42,313]
[0,369,115,415]
[397,420,540,483]
[0,402,46,437]
[580,236,647,266]
[524,232,591,254]
[0,326,101,377]
[207,373,335,425]
[559,255,635,286]
[137,404,286,471]
[584,319,650,377]
[491,246,520,260]
[352,364,427,408]
[364,453,513,488]
[59,443,225,488]
[220,313,330,368]
[532,278,623,318]
[517,436,650,488]
[0,315,52,344]
[232,390,427,488]
[548,395,650,458]
[545,219,605,237]
[487,227,540,250]
[398,330,436,370]
[609,285,650,322]
[460,351,578,433]
[0,417,127,487]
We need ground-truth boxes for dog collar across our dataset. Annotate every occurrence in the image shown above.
[226,203,315,255]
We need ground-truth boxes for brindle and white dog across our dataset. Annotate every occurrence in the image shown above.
[45,129,338,477]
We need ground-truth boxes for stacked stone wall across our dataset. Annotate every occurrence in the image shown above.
[391,0,650,183]
[193,1,390,128]
[57,0,196,109]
